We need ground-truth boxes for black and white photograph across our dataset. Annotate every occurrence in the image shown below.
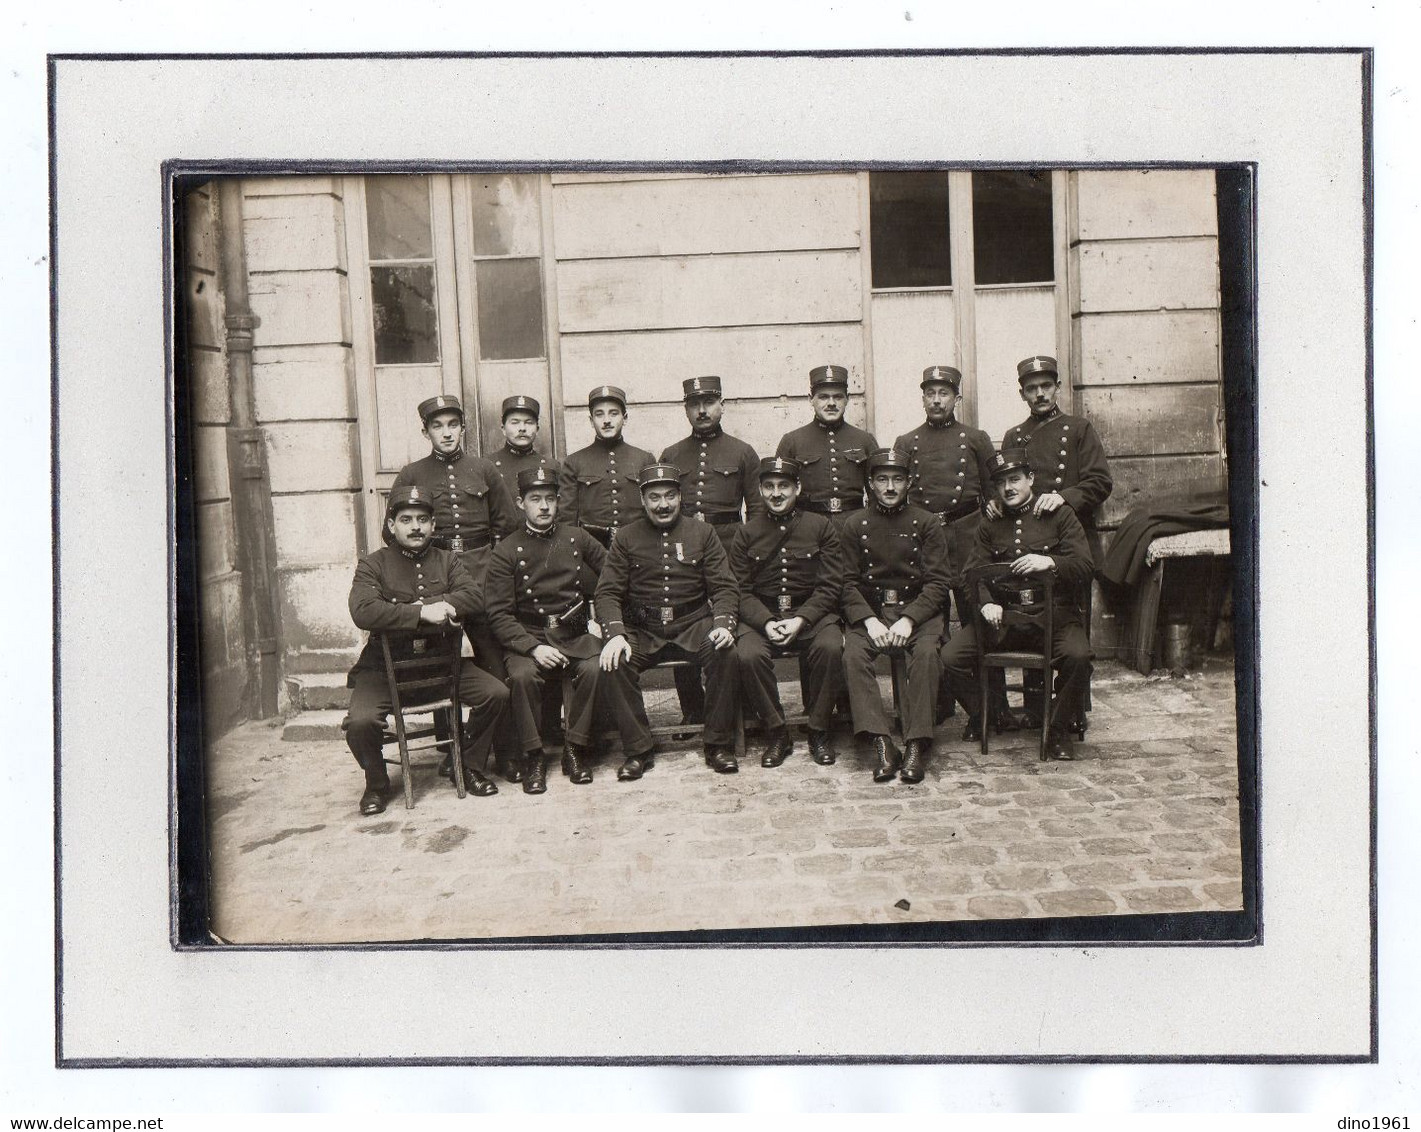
[179,165,1254,945]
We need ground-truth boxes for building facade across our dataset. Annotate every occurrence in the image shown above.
[185,169,1227,737]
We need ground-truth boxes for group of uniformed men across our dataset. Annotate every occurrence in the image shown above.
[344,358,1113,817]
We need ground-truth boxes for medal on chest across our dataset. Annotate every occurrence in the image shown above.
[675,542,686,562]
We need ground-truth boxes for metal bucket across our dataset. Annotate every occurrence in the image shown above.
[1162,621,1195,671]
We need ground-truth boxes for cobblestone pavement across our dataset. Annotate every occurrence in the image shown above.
[206,657,1243,943]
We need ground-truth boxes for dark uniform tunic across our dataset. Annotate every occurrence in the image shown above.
[939,499,1094,732]
[840,502,951,741]
[893,416,996,588]
[485,522,606,753]
[660,427,764,525]
[486,444,563,506]
[343,544,510,783]
[1001,407,1113,529]
[594,514,741,752]
[729,508,846,733]
[559,436,657,545]
[776,419,879,519]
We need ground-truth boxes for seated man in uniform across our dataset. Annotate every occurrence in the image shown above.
[840,448,951,784]
[731,456,847,767]
[594,462,742,780]
[939,448,1094,761]
[343,486,511,815]
[484,467,608,793]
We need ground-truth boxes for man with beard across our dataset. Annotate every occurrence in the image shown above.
[660,374,762,727]
[342,486,511,815]
[775,364,879,523]
[840,448,951,784]
[940,448,1094,761]
[594,462,742,780]
[389,393,523,782]
[559,385,656,549]
[486,394,561,503]
[730,456,847,768]
[484,467,608,793]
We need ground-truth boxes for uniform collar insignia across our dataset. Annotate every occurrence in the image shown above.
[525,522,556,539]
[1006,496,1036,517]
[505,442,534,457]
[872,500,907,516]
[692,425,724,440]
[925,414,958,429]
[814,418,845,432]
[594,435,624,449]
[398,545,431,560]
[434,447,464,465]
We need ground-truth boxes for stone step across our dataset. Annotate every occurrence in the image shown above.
[286,671,351,711]
[285,647,362,675]
[282,709,348,742]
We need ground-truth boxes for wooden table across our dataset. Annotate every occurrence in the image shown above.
[1125,528,1232,675]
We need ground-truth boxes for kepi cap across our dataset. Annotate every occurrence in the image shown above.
[809,364,850,391]
[988,448,1033,480]
[587,384,628,410]
[866,447,911,476]
[386,485,435,516]
[920,365,962,390]
[515,466,559,495]
[757,456,801,480]
[638,462,682,491]
[1016,356,1059,383]
[417,393,464,424]
[501,394,541,421]
[682,375,723,400]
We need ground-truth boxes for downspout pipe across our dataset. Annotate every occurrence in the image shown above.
[217,180,280,718]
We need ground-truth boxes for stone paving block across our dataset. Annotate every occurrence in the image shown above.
[1004,841,1069,863]
[1138,856,1208,882]
[892,824,962,845]
[967,895,1032,919]
[942,844,1001,867]
[1150,831,1219,853]
[826,875,905,903]
[1037,817,1103,839]
[826,827,892,849]
[793,853,855,876]
[1062,861,1138,887]
[966,795,1013,808]
[1080,837,1151,857]
[1035,888,1119,917]
[1120,885,1204,913]
[984,866,1055,891]
[1158,808,1223,830]
[721,855,785,882]
[853,802,909,820]
[1203,881,1244,907]
[860,850,940,873]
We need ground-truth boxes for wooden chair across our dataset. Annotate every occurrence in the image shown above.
[965,563,1055,762]
[378,626,467,808]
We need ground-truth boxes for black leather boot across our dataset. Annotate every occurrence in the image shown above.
[808,729,836,765]
[617,751,655,781]
[900,739,929,784]
[561,744,593,785]
[759,728,793,767]
[705,746,739,774]
[359,776,389,816]
[871,735,901,782]
[522,750,547,794]
[961,716,982,742]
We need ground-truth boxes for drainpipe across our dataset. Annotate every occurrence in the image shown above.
[217,180,280,718]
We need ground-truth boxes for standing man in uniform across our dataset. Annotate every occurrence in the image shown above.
[343,486,510,815]
[840,448,952,784]
[776,364,879,524]
[390,393,524,782]
[730,456,847,768]
[559,385,656,548]
[660,374,763,727]
[940,449,1094,761]
[594,462,742,780]
[486,394,561,504]
[484,467,608,793]
[996,356,1113,728]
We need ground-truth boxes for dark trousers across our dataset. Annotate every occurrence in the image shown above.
[505,652,600,752]
[842,614,943,742]
[736,619,843,733]
[672,665,707,723]
[345,663,510,786]
[598,623,741,753]
[939,620,1092,733]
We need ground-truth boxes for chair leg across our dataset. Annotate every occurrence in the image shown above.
[448,706,467,800]
[1038,666,1051,762]
[979,662,989,759]
[734,701,746,757]
[395,723,415,810]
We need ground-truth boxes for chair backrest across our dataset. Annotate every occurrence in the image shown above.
[964,563,1055,645]
[378,627,463,715]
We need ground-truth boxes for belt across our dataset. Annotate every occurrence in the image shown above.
[685,511,743,526]
[861,584,921,609]
[433,533,490,553]
[805,498,864,515]
[756,590,811,615]
[936,501,981,523]
[516,599,590,632]
[627,598,711,629]
[993,585,1046,608]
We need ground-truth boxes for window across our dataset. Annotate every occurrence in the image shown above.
[869,171,951,288]
[365,176,440,364]
[971,170,1054,285]
[468,174,546,360]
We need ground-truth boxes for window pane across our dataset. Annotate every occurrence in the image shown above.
[869,172,951,288]
[475,258,545,360]
[972,170,1054,285]
[370,264,439,364]
[470,174,542,257]
[365,176,433,260]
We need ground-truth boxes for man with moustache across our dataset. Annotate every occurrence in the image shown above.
[660,374,763,727]
[940,448,1094,762]
[775,364,879,523]
[730,456,847,768]
[594,462,742,780]
[486,394,561,503]
[840,448,952,784]
[342,486,511,815]
[995,356,1113,729]
[559,385,656,549]
[389,393,523,782]
[484,467,608,793]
